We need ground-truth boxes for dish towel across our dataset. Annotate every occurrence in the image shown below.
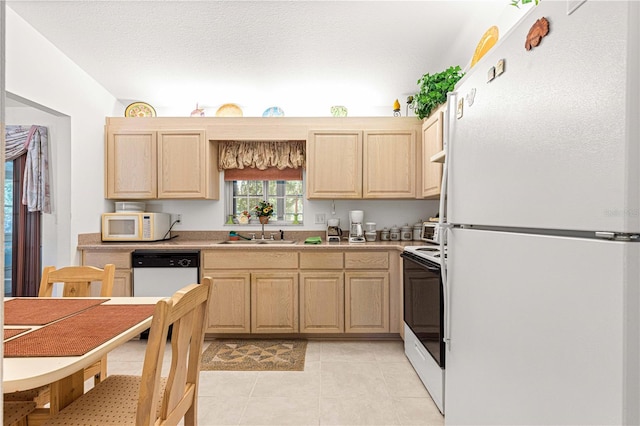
[304,236,323,245]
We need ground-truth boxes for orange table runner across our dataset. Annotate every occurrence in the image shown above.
[4,304,156,357]
[4,328,31,340]
[4,298,109,325]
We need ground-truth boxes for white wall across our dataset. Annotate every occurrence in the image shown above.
[6,6,122,264]
[151,196,440,234]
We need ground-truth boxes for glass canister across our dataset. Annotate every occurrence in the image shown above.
[381,227,390,241]
[390,225,401,241]
[413,220,423,240]
[401,224,412,241]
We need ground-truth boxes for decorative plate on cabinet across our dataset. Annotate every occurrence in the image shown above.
[215,103,243,117]
[330,105,348,117]
[124,102,156,117]
[262,106,285,117]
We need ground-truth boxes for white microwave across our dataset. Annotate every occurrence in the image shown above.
[101,212,172,242]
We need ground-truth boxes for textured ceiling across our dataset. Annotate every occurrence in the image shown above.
[7,1,519,117]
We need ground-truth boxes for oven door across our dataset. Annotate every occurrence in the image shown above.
[401,252,445,368]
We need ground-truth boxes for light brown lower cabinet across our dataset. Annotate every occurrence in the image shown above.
[204,271,251,333]
[82,250,132,297]
[205,270,300,334]
[202,249,395,335]
[299,272,345,333]
[251,272,299,333]
[344,271,390,333]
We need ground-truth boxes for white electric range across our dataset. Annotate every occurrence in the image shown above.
[401,243,446,413]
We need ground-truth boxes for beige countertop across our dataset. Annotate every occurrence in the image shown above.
[78,231,426,251]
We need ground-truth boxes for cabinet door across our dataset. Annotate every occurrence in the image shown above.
[345,272,389,333]
[421,107,444,198]
[251,272,299,333]
[157,130,208,198]
[106,130,157,199]
[206,271,251,333]
[363,130,416,198]
[112,270,132,297]
[306,130,362,199]
[82,250,132,297]
[300,272,344,333]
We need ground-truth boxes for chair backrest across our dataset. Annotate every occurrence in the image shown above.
[136,277,212,426]
[38,265,116,298]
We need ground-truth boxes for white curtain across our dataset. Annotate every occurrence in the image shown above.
[5,125,52,213]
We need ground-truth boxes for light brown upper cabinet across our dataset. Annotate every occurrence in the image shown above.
[363,130,416,198]
[420,104,445,199]
[306,128,417,199]
[306,130,363,199]
[106,128,218,199]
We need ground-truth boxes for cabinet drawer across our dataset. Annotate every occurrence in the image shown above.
[345,251,389,269]
[203,250,298,269]
[300,252,343,270]
[83,250,132,269]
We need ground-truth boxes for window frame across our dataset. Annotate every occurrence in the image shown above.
[225,179,303,226]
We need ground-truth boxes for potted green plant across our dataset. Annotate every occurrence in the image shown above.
[413,65,464,120]
[253,200,274,224]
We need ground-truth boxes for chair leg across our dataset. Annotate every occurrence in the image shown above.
[96,354,108,385]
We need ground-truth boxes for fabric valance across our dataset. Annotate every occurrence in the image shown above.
[5,125,52,213]
[218,140,305,171]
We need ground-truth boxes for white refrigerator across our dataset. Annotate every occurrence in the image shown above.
[442,1,639,425]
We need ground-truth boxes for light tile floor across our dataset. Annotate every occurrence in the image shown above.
[102,339,444,426]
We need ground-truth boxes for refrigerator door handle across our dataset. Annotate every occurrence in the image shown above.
[440,91,457,350]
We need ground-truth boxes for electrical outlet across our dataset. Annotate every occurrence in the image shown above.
[315,213,326,224]
[173,214,182,224]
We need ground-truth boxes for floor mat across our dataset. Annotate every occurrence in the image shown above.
[200,339,307,371]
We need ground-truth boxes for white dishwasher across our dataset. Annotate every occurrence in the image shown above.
[132,250,200,297]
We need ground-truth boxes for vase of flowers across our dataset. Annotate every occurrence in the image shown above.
[253,201,273,225]
[254,200,274,224]
[237,210,251,225]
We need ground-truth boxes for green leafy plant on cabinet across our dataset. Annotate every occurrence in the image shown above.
[412,65,464,120]
[510,0,539,7]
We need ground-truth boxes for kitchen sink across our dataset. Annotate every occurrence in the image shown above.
[218,240,297,245]
[258,240,297,245]
[217,240,258,244]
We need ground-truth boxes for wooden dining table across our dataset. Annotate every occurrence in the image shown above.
[3,296,161,424]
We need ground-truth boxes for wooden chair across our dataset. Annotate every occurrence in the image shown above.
[5,264,117,408]
[38,264,115,298]
[39,264,116,385]
[3,401,37,426]
[42,278,212,426]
